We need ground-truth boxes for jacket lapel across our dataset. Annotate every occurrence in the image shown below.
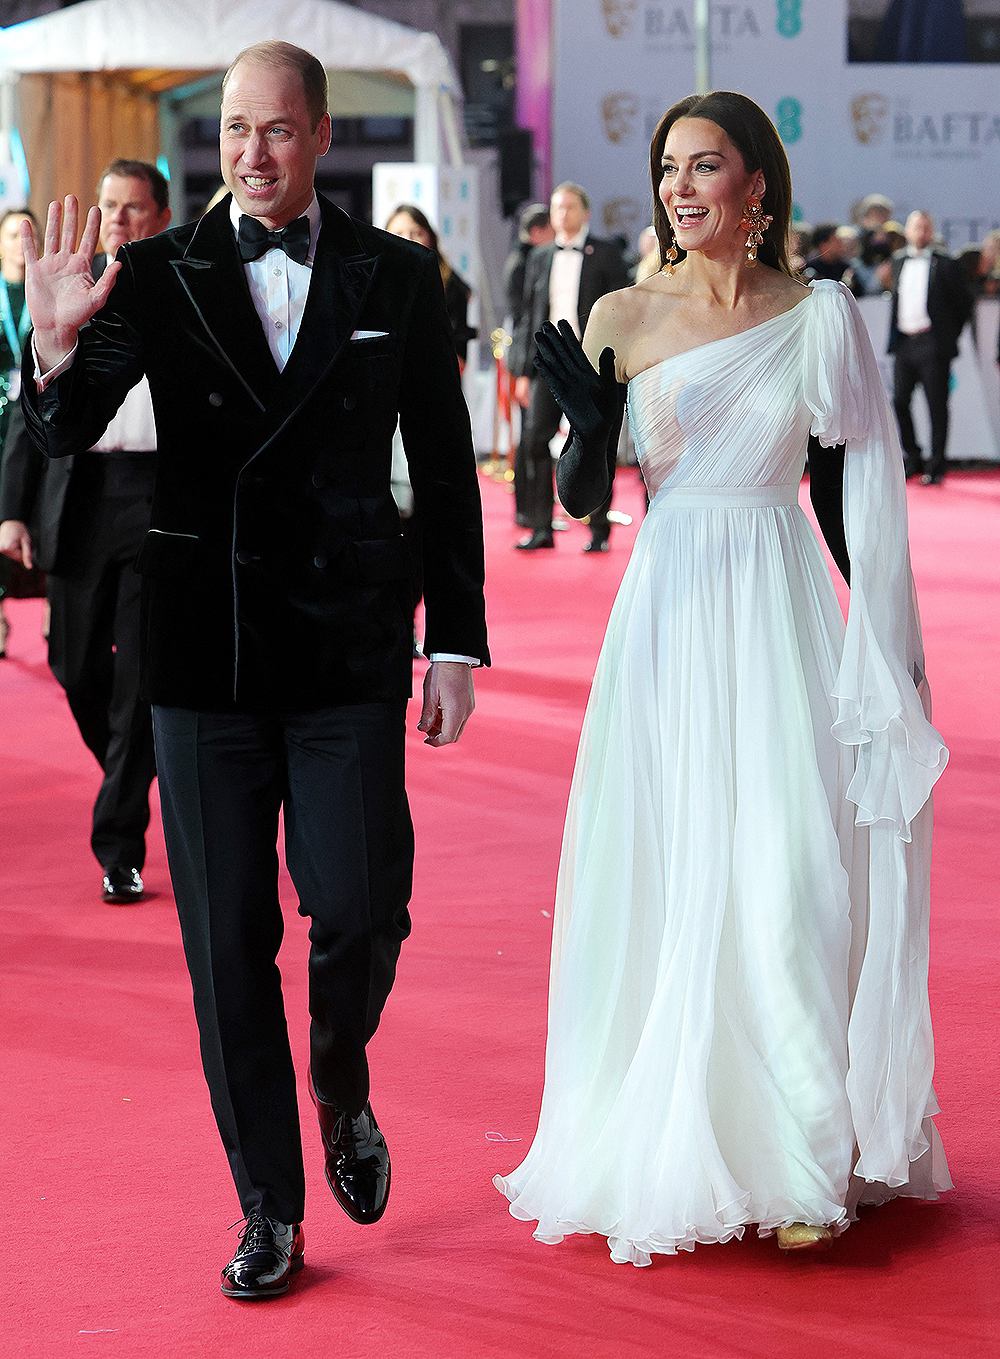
[169,198,279,411]
[265,196,379,422]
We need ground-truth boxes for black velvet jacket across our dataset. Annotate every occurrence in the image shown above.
[21,195,490,711]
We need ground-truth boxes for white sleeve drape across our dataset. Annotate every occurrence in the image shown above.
[804,280,949,1189]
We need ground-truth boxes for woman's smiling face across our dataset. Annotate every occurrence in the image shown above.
[658,117,764,259]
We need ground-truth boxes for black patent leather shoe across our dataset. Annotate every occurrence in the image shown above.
[582,538,610,553]
[515,529,554,551]
[221,1213,304,1300]
[920,471,944,486]
[310,1079,391,1224]
[101,866,144,904]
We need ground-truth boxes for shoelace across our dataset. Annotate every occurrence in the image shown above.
[229,1213,280,1254]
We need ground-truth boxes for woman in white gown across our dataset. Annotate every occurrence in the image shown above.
[495,92,951,1264]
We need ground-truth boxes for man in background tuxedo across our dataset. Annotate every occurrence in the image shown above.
[21,42,488,1300]
[0,159,169,903]
[888,210,972,485]
[510,183,629,551]
[502,202,553,337]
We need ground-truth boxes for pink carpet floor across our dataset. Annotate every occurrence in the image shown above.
[1,467,998,1357]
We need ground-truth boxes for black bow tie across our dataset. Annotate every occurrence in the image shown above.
[237,215,311,265]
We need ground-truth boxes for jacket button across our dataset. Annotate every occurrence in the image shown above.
[236,551,249,565]
[312,473,326,488]
[208,392,223,407]
[314,554,327,569]
[343,395,356,411]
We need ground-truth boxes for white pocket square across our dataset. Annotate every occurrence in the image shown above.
[350,330,390,341]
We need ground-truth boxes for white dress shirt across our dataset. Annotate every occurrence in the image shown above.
[92,378,157,452]
[896,248,933,336]
[548,227,588,335]
[231,193,320,370]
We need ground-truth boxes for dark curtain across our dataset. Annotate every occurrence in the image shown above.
[873,0,968,62]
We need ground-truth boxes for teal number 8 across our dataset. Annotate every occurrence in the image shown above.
[776,98,802,144]
[776,0,802,38]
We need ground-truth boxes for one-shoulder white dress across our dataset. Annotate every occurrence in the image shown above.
[495,281,951,1265]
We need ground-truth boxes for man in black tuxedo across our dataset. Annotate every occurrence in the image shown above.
[510,183,629,550]
[0,160,169,904]
[21,42,488,1299]
[888,210,972,485]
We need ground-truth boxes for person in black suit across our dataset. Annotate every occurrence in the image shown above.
[502,203,553,335]
[888,210,973,485]
[510,183,629,550]
[21,42,488,1300]
[0,162,169,902]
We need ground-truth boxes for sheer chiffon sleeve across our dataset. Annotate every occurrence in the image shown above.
[804,279,950,1192]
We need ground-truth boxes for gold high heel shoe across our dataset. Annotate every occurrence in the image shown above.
[776,1222,833,1254]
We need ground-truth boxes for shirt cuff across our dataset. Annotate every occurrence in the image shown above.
[427,653,480,667]
[32,336,78,391]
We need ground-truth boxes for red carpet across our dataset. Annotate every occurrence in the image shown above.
[2,468,998,1358]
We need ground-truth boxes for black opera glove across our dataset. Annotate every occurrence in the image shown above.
[533,320,619,440]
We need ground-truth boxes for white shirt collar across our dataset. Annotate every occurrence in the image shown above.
[229,191,322,264]
[555,225,589,251]
[906,245,932,260]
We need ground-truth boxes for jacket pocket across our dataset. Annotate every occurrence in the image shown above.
[351,535,411,584]
[134,529,202,579]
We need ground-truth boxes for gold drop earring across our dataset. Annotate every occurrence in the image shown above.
[662,228,678,276]
[741,196,773,266]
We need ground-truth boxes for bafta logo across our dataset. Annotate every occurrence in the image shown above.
[601,93,640,144]
[851,93,889,146]
[603,197,643,238]
[601,0,638,37]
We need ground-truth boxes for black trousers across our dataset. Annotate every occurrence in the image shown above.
[153,701,413,1226]
[515,377,611,539]
[47,455,156,871]
[892,331,951,478]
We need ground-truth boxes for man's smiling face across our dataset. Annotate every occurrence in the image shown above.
[220,58,331,229]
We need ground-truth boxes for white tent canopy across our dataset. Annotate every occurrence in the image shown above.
[0,0,463,164]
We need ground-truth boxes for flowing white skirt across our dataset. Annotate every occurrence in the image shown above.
[495,489,950,1265]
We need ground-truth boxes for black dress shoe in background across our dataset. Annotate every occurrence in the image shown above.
[515,529,554,551]
[101,866,144,904]
[582,538,610,553]
[221,1213,304,1300]
[920,471,944,486]
[310,1078,391,1224]
[903,458,925,480]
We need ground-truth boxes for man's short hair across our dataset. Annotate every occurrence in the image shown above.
[811,222,840,248]
[853,193,893,224]
[552,182,590,212]
[518,203,550,241]
[98,159,169,214]
[223,41,329,132]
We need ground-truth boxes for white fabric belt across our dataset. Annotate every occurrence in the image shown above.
[653,484,800,510]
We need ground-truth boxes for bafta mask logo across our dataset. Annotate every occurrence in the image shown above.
[851,93,889,146]
[603,197,643,238]
[601,93,640,144]
[601,0,638,37]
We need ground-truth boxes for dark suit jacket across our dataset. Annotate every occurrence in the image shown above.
[21,195,490,712]
[888,249,973,361]
[509,235,630,378]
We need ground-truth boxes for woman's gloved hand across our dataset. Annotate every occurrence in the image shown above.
[533,320,618,439]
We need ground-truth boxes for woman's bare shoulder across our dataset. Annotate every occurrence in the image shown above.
[763,270,812,305]
[584,284,648,374]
